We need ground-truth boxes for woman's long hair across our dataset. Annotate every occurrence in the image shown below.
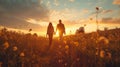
[47,22,54,34]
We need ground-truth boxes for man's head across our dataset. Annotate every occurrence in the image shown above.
[59,19,62,24]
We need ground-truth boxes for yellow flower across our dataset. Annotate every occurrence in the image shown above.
[3,41,9,49]
[58,59,63,63]
[73,42,79,47]
[98,36,109,45]
[65,45,69,49]
[64,63,67,66]
[20,52,25,57]
[100,50,105,58]
[63,40,67,44]
[95,48,99,55]
[13,46,18,51]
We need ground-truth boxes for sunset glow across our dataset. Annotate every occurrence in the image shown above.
[0,1,120,66]
[0,0,120,36]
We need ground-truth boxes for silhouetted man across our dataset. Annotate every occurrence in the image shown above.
[56,19,65,40]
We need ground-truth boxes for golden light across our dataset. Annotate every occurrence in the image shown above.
[54,30,59,37]
[56,30,59,36]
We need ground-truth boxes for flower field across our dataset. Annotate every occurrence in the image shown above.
[0,28,120,67]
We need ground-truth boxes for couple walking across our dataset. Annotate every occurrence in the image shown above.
[46,19,66,47]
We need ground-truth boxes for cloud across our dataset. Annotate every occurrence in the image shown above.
[49,8,78,21]
[0,15,43,31]
[101,17,120,24]
[91,9,114,16]
[81,9,89,14]
[102,10,113,14]
[90,7,103,15]
[46,1,51,7]
[54,0,59,6]
[69,0,75,2]
[49,8,90,31]
[0,0,49,31]
[113,0,120,5]
[49,8,89,22]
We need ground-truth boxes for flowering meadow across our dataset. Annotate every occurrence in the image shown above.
[0,28,120,67]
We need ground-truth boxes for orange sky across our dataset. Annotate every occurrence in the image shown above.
[0,0,120,36]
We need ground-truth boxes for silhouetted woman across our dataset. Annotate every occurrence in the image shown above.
[47,22,54,49]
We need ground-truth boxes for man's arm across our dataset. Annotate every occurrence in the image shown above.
[56,24,58,32]
[63,24,66,34]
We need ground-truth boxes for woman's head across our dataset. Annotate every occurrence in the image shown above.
[49,22,52,25]
[49,22,53,27]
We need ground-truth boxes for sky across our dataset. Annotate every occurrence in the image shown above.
[0,0,120,36]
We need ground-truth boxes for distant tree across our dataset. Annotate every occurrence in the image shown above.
[96,7,99,10]
[75,27,85,34]
[96,7,100,31]
[33,33,38,37]
[29,29,32,32]
[104,27,108,31]
[1,27,7,33]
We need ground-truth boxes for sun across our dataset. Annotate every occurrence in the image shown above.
[54,30,59,37]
